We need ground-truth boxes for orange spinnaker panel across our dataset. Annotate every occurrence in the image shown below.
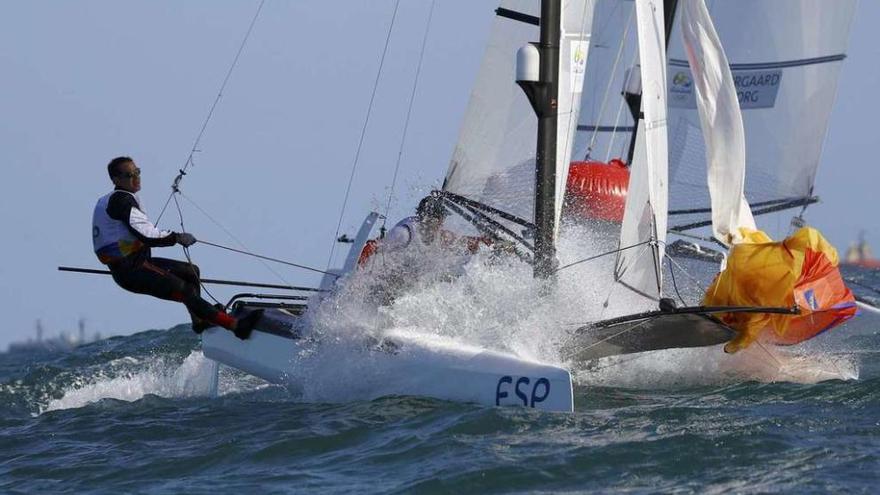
[703,227,857,352]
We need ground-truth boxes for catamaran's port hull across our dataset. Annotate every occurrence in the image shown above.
[202,326,574,412]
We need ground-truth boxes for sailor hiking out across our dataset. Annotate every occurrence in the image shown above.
[92,156,262,339]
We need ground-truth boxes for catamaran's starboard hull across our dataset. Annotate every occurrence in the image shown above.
[201,325,574,413]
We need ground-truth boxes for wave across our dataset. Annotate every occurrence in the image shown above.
[0,326,268,417]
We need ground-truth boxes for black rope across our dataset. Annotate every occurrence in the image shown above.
[156,0,266,225]
[555,240,652,273]
[197,239,339,278]
[381,0,436,232]
[327,0,402,268]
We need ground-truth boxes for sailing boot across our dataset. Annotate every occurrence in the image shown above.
[233,309,264,340]
[191,317,212,334]
[193,304,235,333]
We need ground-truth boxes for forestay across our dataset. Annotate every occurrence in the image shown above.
[614,0,668,302]
[666,0,857,231]
[443,0,595,232]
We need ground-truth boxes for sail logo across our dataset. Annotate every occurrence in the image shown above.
[570,39,589,89]
[804,288,820,310]
[668,67,783,110]
[668,71,694,108]
[673,71,692,89]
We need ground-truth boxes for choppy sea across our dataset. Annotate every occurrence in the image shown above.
[2,266,879,494]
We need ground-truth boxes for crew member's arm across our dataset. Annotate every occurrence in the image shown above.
[106,191,178,247]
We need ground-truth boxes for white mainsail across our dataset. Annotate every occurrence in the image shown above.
[443,0,595,232]
[679,0,754,246]
[614,0,668,301]
[572,0,638,164]
[574,0,857,236]
[665,0,857,232]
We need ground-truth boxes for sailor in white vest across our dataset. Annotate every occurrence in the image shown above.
[381,195,489,254]
[358,195,494,305]
[92,156,261,339]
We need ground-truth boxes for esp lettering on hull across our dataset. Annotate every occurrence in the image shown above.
[495,375,551,408]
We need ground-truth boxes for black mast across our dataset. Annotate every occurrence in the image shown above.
[624,0,679,166]
[518,0,561,279]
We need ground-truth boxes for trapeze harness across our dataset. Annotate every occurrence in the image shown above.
[92,189,236,330]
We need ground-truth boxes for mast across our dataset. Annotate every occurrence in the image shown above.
[624,0,679,166]
[517,0,561,279]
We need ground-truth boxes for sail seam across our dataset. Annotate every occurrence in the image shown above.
[669,54,846,71]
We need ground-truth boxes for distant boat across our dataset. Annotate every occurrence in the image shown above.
[844,232,880,269]
[5,318,101,354]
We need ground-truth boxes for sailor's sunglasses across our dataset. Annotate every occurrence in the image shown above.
[116,168,141,179]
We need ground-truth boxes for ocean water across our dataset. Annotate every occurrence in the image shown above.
[2,266,879,494]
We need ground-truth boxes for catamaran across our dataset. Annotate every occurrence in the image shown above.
[199,0,861,411]
[202,0,595,412]
[563,0,859,358]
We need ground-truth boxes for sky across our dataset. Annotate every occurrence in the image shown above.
[1,0,878,349]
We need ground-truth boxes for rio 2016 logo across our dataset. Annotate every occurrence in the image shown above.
[672,71,692,89]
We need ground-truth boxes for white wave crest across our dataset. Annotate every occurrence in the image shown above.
[41,351,221,413]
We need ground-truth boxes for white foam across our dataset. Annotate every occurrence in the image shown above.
[42,351,225,413]
[574,344,858,388]
[292,222,861,399]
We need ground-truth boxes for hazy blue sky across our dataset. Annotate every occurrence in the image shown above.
[1,1,877,349]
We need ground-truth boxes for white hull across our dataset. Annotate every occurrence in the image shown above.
[202,325,574,412]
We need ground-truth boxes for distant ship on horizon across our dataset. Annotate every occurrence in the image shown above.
[5,318,102,354]
[843,232,880,269]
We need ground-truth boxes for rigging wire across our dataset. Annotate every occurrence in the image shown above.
[567,317,655,356]
[381,0,437,234]
[599,242,652,320]
[197,239,339,278]
[555,240,652,273]
[664,252,709,288]
[156,0,267,225]
[604,81,630,163]
[177,191,299,288]
[587,3,635,160]
[171,193,222,306]
[559,0,595,170]
[667,256,688,306]
[327,0,402,268]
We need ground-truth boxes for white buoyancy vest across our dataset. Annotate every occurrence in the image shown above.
[92,191,144,264]
[383,216,421,250]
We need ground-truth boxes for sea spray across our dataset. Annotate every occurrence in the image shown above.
[300,221,860,396]
[42,351,219,413]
